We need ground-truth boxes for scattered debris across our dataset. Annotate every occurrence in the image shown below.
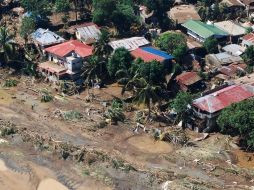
[0,120,17,137]
[160,129,189,146]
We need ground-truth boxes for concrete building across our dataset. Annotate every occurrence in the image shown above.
[38,40,93,82]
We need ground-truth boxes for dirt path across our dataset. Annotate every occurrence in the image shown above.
[0,74,254,189]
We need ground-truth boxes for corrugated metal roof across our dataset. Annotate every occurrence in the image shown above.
[176,72,201,86]
[182,20,228,39]
[192,84,254,113]
[141,47,174,60]
[214,52,243,65]
[45,40,93,58]
[76,23,101,42]
[31,28,65,46]
[131,48,165,62]
[242,32,254,44]
[214,21,246,36]
[109,37,150,51]
[222,44,245,56]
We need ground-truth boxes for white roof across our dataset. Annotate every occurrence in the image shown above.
[214,52,243,64]
[222,44,246,56]
[76,24,101,42]
[31,28,65,46]
[109,37,150,51]
[214,21,246,36]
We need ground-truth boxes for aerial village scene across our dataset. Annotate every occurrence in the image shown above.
[3,0,254,189]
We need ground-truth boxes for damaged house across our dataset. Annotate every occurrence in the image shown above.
[31,28,66,51]
[175,72,205,92]
[205,52,244,71]
[188,83,254,132]
[38,40,93,82]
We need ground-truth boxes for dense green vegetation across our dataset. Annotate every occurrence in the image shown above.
[155,32,187,62]
[217,99,254,149]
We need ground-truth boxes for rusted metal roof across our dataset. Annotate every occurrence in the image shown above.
[44,40,93,58]
[219,63,247,77]
[242,32,254,44]
[192,84,254,113]
[176,72,202,86]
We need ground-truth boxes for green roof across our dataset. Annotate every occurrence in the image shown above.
[182,20,228,39]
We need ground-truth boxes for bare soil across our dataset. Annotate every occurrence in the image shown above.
[0,70,254,189]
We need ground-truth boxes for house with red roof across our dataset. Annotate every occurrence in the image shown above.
[175,72,205,92]
[38,40,93,82]
[188,83,254,132]
[242,32,254,47]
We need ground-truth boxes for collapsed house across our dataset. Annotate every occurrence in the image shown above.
[109,37,150,51]
[38,40,93,82]
[205,52,244,71]
[188,83,254,132]
[217,63,247,78]
[31,28,66,51]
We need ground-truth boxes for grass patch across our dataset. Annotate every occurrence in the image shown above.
[40,89,53,102]
[63,110,82,121]
[3,79,18,87]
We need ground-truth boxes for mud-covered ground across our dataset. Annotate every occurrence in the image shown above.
[0,71,254,190]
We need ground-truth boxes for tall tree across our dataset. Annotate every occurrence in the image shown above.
[203,37,219,54]
[155,32,187,63]
[217,99,254,149]
[20,0,50,20]
[55,0,71,27]
[122,77,161,119]
[107,47,134,79]
[92,0,138,33]
[172,91,193,123]
[93,29,112,59]
[19,17,36,42]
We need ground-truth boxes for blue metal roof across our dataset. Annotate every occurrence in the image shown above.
[31,28,65,46]
[141,47,174,60]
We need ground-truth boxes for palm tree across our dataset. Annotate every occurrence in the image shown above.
[93,29,112,59]
[122,77,161,119]
[0,27,14,64]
